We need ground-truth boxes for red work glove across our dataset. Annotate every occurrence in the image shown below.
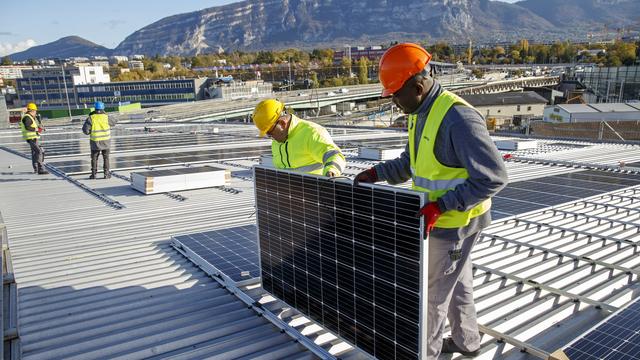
[37,128,43,134]
[502,154,512,160]
[353,167,378,186]
[416,202,442,236]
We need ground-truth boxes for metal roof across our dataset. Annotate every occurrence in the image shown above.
[461,92,548,107]
[555,104,599,113]
[587,103,639,113]
[1,124,640,360]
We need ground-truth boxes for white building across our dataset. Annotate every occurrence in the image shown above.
[128,61,144,70]
[543,103,640,123]
[461,91,548,126]
[72,66,111,85]
[207,80,272,100]
[109,55,129,64]
[0,65,35,79]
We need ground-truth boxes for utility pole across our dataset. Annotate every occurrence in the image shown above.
[288,56,292,91]
[61,62,72,120]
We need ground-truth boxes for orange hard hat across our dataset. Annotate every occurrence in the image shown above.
[379,43,432,97]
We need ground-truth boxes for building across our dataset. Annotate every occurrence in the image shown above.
[0,65,35,80]
[570,65,640,103]
[16,66,110,108]
[128,61,145,70]
[333,45,386,64]
[109,55,129,64]
[543,102,640,123]
[207,79,272,100]
[76,78,209,107]
[0,94,8,128]
[462,91,548,126]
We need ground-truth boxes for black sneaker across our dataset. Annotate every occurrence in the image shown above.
[441,337,480,357]
[89,174,96,180]
[37,169,49,175]
[104,174,111,179]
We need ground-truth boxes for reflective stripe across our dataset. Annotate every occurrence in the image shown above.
[20,114,39,140]
[324,161,344,173]
[292,163,323,173]
[412,176,466,190]
[90,114,111,142]
[322,149,341,164]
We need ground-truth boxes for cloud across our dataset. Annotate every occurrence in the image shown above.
[0,39,37,56]
[0,32,14,36]
[103,19,126,30]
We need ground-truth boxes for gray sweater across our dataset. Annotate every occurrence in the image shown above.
[374,81,508,241]
[82,111,118,150]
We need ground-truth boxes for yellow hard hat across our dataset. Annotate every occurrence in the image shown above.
[252,99,285,137]
[26,103,38,111]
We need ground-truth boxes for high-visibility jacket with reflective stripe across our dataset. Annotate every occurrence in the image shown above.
[89,114,111,142]
[271,115,346,176]
[408,90,491,228]
[20,114,39,141]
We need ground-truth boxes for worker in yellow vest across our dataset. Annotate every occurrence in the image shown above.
[355,43,508,359]
[20,103,48,174]
[82,101,117,179]
[252,99,346,177]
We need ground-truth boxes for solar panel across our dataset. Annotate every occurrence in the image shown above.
[254,166,428,359]
[172,225,260,286]
[491,170,640,219]
[557,298,640,360]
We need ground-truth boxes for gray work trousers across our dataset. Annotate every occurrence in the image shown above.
[26,139,44,172]
[90,149,110,175]
[427,232,481,359]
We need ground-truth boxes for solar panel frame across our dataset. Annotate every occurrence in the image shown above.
[253,165,429,360]
[561,298,640,360]
[172,225,261,287]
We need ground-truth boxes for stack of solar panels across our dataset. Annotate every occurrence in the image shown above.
[131,166,229,194]
[358,146,405,160]
[254,166,428,359]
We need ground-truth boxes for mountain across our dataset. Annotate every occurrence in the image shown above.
[11,0,640,59]
[8,36,111,61]
[113,0,558,56]
[518,0,640,28]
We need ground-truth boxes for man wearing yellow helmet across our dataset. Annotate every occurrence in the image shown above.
[252,99,345,177]
[20,103,47,174]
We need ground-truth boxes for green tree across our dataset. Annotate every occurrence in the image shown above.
[357,57,369,84]
[1,56,12,65]
[310,72,319,88]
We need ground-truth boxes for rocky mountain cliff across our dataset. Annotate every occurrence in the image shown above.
[10,0,640,59]
[112,0,640,56]
[113,0,558,55]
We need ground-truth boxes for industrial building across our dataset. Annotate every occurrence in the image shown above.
[462,91,548,127]
[76,78,209,107]
[570,65,640,103]
[543,102,640,123]
[206,79,273,100]
[0,66,35,80]
[15,66,110,108]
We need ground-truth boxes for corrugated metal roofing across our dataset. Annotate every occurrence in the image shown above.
[1,124,639,360]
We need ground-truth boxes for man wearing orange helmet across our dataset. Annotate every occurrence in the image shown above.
[355,43,508,359]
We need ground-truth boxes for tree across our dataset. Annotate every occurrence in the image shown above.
[357,57,369,84]
[27,58,38,65]
[1,56,11,65]
[310,72,319,88]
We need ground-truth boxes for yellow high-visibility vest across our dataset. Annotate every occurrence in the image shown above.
[408,90,491,228]
[271,115,346,176]
[20,114,39,141]
[89,114,111,142]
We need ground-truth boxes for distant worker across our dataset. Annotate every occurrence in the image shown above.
[252,99,346,176]
[354,43,508,359]
[82,101,117,179]
[20,103,48,174]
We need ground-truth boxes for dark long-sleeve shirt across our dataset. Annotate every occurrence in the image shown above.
[374,81,508,240]
[82,110,117,150]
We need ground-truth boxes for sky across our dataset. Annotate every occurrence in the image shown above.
[0,0,241,56]
[1,0,521,57]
